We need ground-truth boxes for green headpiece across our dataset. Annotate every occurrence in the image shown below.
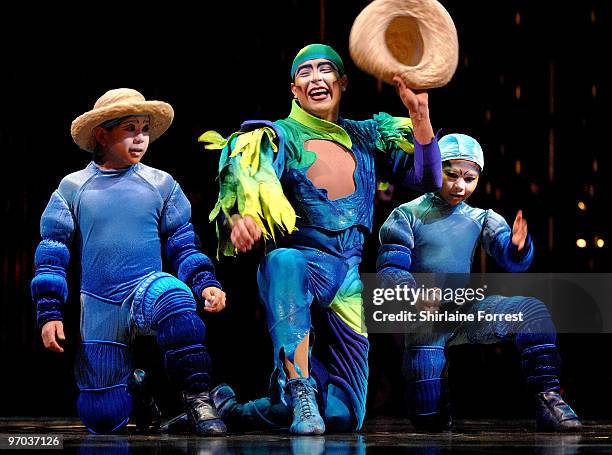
[291,44,345,80]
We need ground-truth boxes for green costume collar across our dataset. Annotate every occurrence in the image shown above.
[288,100,352,150]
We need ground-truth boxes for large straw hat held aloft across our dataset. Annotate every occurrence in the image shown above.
[71,88,174,152]
[349,0,459,89]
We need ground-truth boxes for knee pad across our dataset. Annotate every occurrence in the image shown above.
[77,387,132,434]
[510,297,556,350]
[131,272,195,333]
[157,312,210,393]
[403,346,447,416]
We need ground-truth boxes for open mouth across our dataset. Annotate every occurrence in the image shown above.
[308,87,330,101]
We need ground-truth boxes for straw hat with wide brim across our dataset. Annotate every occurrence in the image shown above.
[71,88,174,152]
[349,0,459,89]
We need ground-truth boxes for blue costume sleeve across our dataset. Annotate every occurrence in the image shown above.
[31,190,75,328]
[161,182,222,300]
[376,206,417,288]
[373,113,442,193]
[482,209,534,272]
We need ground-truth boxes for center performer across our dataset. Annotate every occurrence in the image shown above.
[201,44,442,434]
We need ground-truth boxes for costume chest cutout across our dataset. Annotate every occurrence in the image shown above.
[304,139,357,200]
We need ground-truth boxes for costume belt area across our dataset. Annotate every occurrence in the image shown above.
[202,101,442,430]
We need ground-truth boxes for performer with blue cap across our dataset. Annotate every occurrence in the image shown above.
[376,133,582,432]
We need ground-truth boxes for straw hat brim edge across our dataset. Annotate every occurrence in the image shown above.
[70,100,174,152]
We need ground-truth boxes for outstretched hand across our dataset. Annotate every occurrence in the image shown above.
[41,320,65,353]
[393,75,434,144]
[393,75,429,120]
[512,210,528,250]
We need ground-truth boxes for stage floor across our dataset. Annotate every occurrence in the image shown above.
[1,417,610,453]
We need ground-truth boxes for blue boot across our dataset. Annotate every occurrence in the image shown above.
[535,391,582,432]
[210,384,237,418]
[210,383,243,430]
[288,378,325,435]
[211,383,291,431]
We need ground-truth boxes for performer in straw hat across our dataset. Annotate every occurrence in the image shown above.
[32,88,227,435]
[201,43,442,434]
[377,134,582,432]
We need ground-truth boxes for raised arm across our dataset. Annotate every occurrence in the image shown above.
[482,209,534,272]
[374,76,442,193]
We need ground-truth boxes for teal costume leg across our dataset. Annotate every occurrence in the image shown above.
[214,250,368,433]
[213,309,369,433]
[257,248,313,388]
[451,295,580,431]
[256,248,324,434]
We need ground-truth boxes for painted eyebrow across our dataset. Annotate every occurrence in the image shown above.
[296,63,314,73]
[445,168,478,177]
[297,62,335,72]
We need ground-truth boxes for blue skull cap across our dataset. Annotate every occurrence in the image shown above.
[439,133,484,171]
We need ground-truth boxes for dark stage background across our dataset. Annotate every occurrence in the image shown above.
[1,1,610,421]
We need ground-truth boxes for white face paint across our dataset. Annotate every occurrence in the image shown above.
[291,58,347,122]
[96,116,151,169]
[294,60,339,85]
[438,159,481,206]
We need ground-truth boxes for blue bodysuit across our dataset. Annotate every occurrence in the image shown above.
[32,162,221,433]
[377,192,561,424]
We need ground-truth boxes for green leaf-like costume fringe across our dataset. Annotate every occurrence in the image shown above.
[199,127,296,257]
[373,112,415,154]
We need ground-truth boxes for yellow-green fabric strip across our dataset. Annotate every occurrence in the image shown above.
[328,265,368,337]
